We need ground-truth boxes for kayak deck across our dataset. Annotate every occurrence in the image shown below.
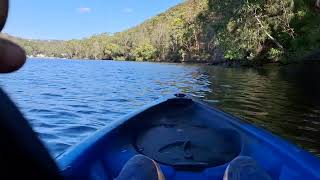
[57,95,320,180]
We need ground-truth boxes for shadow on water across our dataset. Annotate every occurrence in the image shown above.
[200,64,320,156]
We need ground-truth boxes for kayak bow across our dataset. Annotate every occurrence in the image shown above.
[57,94,320,180]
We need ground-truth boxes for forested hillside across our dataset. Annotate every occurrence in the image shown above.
[1,0,319,64]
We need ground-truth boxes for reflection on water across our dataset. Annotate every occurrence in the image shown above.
[200,64,320,156]
[0,59,319,157]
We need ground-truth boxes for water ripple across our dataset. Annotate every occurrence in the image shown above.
[0,59,319,157]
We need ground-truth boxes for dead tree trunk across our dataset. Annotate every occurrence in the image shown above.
[316,0,320,9]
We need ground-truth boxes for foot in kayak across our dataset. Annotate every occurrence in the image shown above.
[224,156,271,180]
[116,154,165,180]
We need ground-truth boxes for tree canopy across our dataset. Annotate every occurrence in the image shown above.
[1,0,319,64]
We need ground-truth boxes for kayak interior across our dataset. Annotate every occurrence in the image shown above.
[57,95,320,180]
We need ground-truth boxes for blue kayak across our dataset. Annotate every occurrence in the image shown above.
[57,94,320,180]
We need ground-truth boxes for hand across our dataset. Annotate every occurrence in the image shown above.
[0,0,26,73]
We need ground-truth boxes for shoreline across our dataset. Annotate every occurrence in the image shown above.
[27,50,320,67]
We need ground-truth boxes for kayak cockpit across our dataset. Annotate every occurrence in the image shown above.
[58,95,320,180]
[102,97,242,179]
[134,113,242,170]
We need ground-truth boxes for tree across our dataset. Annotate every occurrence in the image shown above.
[211,0,294,61]
[4,0,319,64]
[104,43,123,59]
[150,23,170,60]
[133,42,157,61]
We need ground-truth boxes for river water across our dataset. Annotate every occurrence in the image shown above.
[0,58,319,157]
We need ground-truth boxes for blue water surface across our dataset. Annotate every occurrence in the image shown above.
[0,58,319,157]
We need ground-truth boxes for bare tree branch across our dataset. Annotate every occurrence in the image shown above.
[316,0,320,9]
[254,15,284,50]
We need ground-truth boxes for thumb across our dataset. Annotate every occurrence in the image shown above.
[0,0,8,31]
[0,38,26,73]
[0,0,26,73]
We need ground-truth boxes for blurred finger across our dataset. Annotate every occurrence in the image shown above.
[0,0,8,31]
[0,38,26,73]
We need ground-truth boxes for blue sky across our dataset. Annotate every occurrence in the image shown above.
[3,0,183,40]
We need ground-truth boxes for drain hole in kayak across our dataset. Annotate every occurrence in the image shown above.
[134,125,242,170]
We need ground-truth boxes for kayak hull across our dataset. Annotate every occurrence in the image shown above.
[57,95,320,180]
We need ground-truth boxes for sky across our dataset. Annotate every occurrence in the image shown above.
[3,0,183,40]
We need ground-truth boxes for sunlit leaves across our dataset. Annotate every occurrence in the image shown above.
[212,0,295,62]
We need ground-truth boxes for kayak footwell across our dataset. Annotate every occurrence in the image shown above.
[134,101,242,169]
[58,95,320,180]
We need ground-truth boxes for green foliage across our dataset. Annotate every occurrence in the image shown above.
[1,0,319,64]
[287,0,320,60]
[133,42,157,61]
[212,0,295,61]
[268,48,284,62]
[224,50,244,60]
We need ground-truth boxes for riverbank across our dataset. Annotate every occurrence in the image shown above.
[3,0,319,67]
[26,49,320,68]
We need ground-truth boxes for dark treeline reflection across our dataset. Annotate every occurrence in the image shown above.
[198,64,320,156]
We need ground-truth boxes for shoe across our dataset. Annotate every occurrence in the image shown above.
[224,156,271,180]
[116,154,165,180]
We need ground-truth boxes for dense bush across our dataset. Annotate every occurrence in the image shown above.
[1,0,319,64]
